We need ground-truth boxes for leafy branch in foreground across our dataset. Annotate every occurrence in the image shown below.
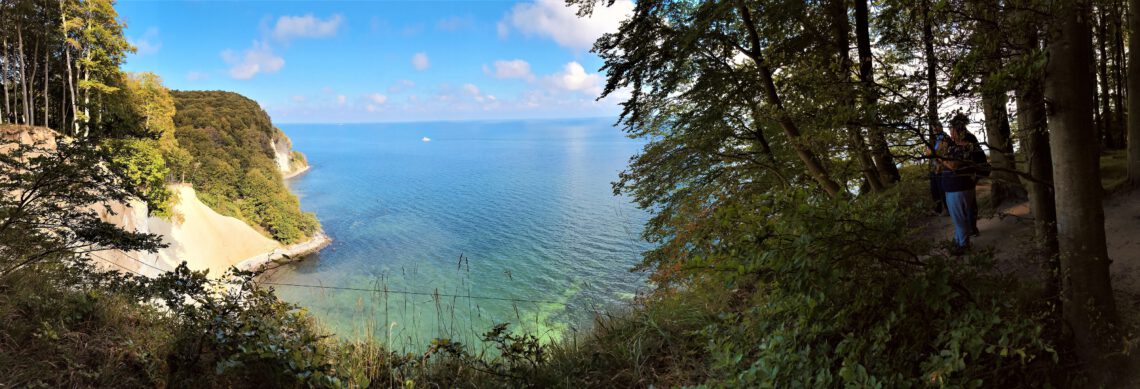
[0,139,163,277]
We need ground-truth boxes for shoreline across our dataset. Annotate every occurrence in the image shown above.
[234,230,332,273]
[235,163,320,273]
[283,165,312,179]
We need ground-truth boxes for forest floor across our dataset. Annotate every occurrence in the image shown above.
[924,167,1140,383]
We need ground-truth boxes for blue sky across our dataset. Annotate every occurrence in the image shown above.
[117,0,634,123]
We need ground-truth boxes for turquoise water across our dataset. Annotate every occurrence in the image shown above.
[268,119,652,351]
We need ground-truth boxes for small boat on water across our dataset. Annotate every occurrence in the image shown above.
[422,137,431,142]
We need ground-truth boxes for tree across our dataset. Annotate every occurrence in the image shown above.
[854,0,900,184]
[123,72,175,138]
[830,0,884,192]
[1044,0,1121,380]
[921,0,940,131]
[0,138,163,278]
[1129,0,1140,187]
[950,0,1026,206]
[104,138,173,217]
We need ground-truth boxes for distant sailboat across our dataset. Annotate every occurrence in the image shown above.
[422,137,431,142]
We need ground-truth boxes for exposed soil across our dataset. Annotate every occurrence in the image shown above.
[927,181,1140,384]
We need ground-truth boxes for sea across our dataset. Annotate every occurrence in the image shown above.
[268,118,653,351]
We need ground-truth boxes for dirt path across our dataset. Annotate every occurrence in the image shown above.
[1102,190,1140,332]
[929,187,1139,296]
[929,185,1140,381]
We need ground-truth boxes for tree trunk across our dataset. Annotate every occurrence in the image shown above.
[922,0,940,130]
[831,0,883,193]
[43,44,49,128]
[1,37,9,124]
[982,90,1025,206]
[82,49,90,138]
[1045,0,1122,380]
[1130,0,1140,187]
[26,32,37,127]
[1099,7,1113,148]
[1012,1,1061,344]
[854,0,899,184]
[1017,76,1059,299]
[737,1,845,198]
[62,7,78,135]
[1112,6,1126,149]
[976,0,1025,206]
[16,26,30,125]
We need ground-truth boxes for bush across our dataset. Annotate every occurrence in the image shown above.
[104,137,175,217]
[659,189,1057,387]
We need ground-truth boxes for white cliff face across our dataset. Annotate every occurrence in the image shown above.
[271,136,292,174]
[90,186,287,278]
[90,199,167,277]
[0,125,167,276]
[271,129,310,179]
[1,126,284,278]
[148,185,281,276]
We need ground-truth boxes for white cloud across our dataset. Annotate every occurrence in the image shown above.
[292,95,306,103]
[336,95,347,105]
[369,93,389,104]
[483,59,534,81]
[366,104,379,112]
[130,27,162,56]
[411,52,430,71]
[186,71,210,81]
[543,61,603,95]
[501,0,634,51]
[402,24,426,37]
[462,83,491,103]
[437,16,474,31]
[388,79,416,93]
[497,21,510,39]
[222,41,285,80]
[273,14,344,41]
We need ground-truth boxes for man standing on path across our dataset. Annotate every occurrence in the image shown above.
[940,118,983,254]
[949,114,982,236]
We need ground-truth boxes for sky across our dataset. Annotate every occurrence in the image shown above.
[117,0,635,123]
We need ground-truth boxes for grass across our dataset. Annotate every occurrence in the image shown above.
[1101,149,1129,194]
[0,268,173,387]
[0,259,726,388]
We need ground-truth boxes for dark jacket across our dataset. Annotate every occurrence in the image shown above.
[939,139,977,192]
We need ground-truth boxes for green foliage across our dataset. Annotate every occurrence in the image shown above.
[0,261,173,387]
[169,91,318,243]
[150,264,340,387]
[0,136,164,277]
[0,258,344,388]
[291,150,309,171]
[535,187,1058,388]
[124,72,177,138]
[103,138,174,217]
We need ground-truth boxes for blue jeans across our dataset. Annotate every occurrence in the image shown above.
[946,190,970,248]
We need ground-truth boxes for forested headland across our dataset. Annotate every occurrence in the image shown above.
[171,90,318,243]
[3,0,1140,387]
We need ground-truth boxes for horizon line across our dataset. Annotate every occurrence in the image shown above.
[275,115,623,126]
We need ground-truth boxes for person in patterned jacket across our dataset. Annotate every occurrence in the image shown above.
[938,117,982,254]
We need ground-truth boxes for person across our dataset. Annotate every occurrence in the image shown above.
[926,125,949,215]
[949,114,981,237]
[938,120,981,254]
